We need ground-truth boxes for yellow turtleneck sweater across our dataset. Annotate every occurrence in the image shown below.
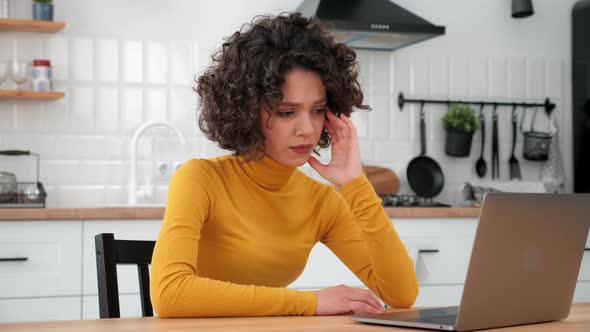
[150,154,418,317]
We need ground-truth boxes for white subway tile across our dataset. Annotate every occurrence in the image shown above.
[370,94,390,139]
[53,185,106,207]
[545,59,563,102]
[42,89,69,132]
[490,58,508,98]
[526,58,544,99]
[104,136,125,160]
[356,51,372,94]
[70,87,95,131]
[71,38,94,81]
[96,87,119,131]
[170,87,199,135]
[123,40,143,83]
[147,41,168,84]
[450,56,469,97]
[358,139,374,161]
[429,56,449,97]
[374,141,413,163]
[14,38,42,62]
[391,103,411,140]
[170,41,191,85]
[146,88,168,122]
[350,109,369,138]
[97,39,119,82]
[122,88,144,132]
[192,43,201,77]
[371,51,391,95]
[469,56,488,98]
[15,103,42,131]
[55,135,107,160]
[43,36,68,80]
[0,103,14,130]
[0,36,13,60]
[42,160,80,185]
[411,55,429,95]
[508,58,526,98]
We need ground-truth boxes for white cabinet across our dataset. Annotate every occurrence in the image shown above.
[0,297,81,323]
[0,221,82,298]
[82,294,143,319]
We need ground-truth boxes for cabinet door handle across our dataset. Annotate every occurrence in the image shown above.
[0,257,28,262]
[584,248,590,251]
[418,249,439,254]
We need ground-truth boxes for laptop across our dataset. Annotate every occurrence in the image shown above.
[350,193,590,331]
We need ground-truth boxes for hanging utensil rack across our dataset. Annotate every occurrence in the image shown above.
[397,92,556,115]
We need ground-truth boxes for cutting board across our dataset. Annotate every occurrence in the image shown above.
[363,165,400,195]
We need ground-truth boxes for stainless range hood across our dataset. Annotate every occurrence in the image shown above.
[297,0,445,51]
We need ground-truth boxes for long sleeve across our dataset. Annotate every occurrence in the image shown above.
[149,161,317,317]
[320,174,419,308]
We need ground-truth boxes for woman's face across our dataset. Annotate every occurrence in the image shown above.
[259,67,327,167]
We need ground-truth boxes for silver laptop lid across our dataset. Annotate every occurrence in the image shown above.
[456,193,590,331]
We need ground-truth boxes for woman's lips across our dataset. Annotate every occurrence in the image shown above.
[290,145,313,154]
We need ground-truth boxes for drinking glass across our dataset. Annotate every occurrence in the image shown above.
[0,61,9,89]
[11,61,30,90]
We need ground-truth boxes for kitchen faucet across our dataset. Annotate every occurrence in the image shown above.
[128,121,186,204]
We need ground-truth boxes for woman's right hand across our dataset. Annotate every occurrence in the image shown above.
[314,284,386,315]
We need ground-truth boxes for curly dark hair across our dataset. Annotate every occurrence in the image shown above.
[196,12,369,159]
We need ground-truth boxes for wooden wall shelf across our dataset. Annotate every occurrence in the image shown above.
[0,18,65,33]
[0,90,65,100]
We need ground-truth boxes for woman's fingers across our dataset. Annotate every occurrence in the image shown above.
[348,288,384,312]
[348,301,384,315]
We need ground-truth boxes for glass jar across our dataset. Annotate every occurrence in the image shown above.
[31,59,52,92]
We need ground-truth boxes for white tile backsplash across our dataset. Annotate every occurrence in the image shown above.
[71,38,94,81]
[123,40,143,83]
[97,39,119,82]
[147,41,168,84]
[0,1,571,207]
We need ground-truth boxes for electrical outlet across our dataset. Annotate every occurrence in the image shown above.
[154,160,172,180]
[172,161,183,172]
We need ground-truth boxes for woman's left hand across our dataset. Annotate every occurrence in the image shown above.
[308,110,363,187]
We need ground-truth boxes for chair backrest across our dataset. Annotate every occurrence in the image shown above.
[94,233,156,318]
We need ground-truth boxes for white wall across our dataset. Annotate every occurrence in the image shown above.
[0,0,578,207]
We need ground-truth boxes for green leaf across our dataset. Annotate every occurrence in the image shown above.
[441,103,480,133]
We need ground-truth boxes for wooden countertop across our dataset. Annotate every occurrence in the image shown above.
[0,206,480,220]
[1,303,589,331]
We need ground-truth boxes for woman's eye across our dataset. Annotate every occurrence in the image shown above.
[314,108,326,115]
[277,111,294,117]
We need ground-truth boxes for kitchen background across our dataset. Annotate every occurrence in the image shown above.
[0,0,576,207]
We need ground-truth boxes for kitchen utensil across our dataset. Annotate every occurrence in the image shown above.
[363,165,400,195]
[491,104,500,179]
[520,106,553,161]
[0,61,9,88]
[509,106,522,180]
[475,104,487,178]
[406,103,444,198]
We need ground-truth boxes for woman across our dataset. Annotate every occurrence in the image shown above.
[150,12,418,317]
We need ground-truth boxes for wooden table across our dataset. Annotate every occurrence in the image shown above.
[1,304,589,332]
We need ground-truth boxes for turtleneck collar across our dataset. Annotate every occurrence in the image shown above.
[239,151,298,191]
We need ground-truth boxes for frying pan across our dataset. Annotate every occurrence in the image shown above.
[406,103,445,198]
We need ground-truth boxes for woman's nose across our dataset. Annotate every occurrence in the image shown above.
[294,114,316,136]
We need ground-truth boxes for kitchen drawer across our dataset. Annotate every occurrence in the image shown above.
[0,221,82,298]
[81,219,162,295]
[402,235,475,286]
[289,243,364,290]
[0,296,81,323]
[82,293,145,319]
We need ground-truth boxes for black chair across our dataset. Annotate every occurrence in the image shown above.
[94,233,156,318]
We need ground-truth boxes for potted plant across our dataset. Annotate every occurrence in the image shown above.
[32,0,53,21]
[442,103,480,157]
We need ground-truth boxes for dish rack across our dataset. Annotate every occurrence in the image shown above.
[0,150,47,208]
